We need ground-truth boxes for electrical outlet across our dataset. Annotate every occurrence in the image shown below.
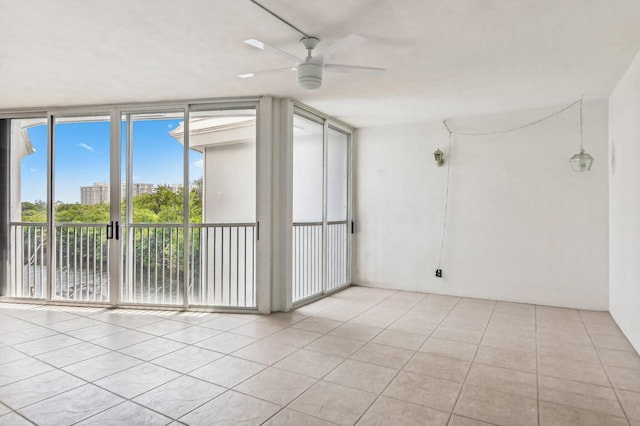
[435,269,442,278]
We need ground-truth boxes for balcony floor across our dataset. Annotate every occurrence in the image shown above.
[0,286,639,425]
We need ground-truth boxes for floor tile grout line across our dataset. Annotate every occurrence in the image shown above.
[351,294,463,426]
[445,298,498,426]
[577,309,633,424]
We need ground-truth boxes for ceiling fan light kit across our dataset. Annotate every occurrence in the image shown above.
[241,2,384,90]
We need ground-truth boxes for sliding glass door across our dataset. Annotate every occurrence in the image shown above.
[53,115,113,302]
[292,109,351,304]
[4,103,259,310]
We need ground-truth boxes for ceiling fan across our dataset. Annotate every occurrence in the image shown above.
[238,34,385,90]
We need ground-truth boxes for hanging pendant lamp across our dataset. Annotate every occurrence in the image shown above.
[570,96,593,172]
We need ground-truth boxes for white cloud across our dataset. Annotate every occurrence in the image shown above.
[192,159,203,169]
[77,143,94,152]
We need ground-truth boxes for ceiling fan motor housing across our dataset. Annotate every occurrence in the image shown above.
[297,62,323,90]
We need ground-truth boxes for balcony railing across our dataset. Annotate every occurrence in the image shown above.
[292,221,349,303]
[8,222,256,309]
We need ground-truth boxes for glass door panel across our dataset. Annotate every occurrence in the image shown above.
[327,127,349,290]
[186,108,257,307]
[53,115,111,302]
[8,118,48,298]
[292,114,324,302]
[121,112,185,305]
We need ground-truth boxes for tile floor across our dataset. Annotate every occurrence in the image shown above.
[1,286,639,425]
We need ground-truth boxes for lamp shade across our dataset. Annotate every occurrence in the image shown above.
[569,149,593,172]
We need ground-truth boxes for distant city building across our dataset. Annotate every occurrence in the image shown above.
[121,183,154,200]
[81,182,171,204]
[80,182,109,205]
[166,184,183,194]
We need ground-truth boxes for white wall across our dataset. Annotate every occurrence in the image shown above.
[354,100,609,309]
[609,51,640,352]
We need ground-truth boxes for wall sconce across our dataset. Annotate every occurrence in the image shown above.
[434,148,444,166]
[570,96,593,172]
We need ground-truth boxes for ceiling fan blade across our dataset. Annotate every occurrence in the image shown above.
[243,39,302,64]
[315,34,366,64]
[237,67,296,79]
[324,64,385,74]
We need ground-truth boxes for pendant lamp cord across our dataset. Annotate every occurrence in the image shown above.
[438,121,453,269]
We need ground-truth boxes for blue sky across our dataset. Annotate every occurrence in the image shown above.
[21,119,203,203]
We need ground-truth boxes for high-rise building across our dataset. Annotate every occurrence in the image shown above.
[80,182,109,205]
[121,183,154,199]
[81,182,157,205]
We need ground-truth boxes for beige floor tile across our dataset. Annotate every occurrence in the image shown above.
[475,344,536,373]
[232,340,297,365]
[383,371,461,412]
[162,325,222,344]
[0,357,54,387]
[481,333,536,352]
[350,342,414,369]
[306,335,365,357]
[454,385,537,426]
[133,375,224,418]
[371,329,427,350]
[0,369,85,409]
[293,317,343,333]
[180,390,280,426]
[538,342,600,364]
[357,396,449,426]
[13,334,83,356]
[606,365,640,392]
[235,367,316,405]
[135,319,191,336]
[263,328,323,348]
[18,384,124,426]
[289,381,376,426]
[466,363,537,399]
[404,352,471,383]
[263,408,338,426]
[0,412,33,426]
[62,351,142,382]
[76,401,170,426]
[616,389,640,421]
[151,345,223,373]
[0,326,58,346]
[34,341,110,368]
[537,327,592,347]
[90,330,154,350]
[274,349,344,379]
[257,312,307,327]
[493,301,535,316]
[330,323,382,342]
[538,356,610,386]
[198,315,254,331]
[447,415,494,425]
[598,347,640,370]
[431,325,484,344]
[539,401,628,426]
[195,332,256,354]
[118,337,186,361]
[232,321,284,339]
[484,322,536,340]
[419,337,478,362]
[324,359,397,394]
[94,362,180,399]
[538,375,625,418]
[387,316,437,335]
[591,333,637,351]
[189,355,265,388]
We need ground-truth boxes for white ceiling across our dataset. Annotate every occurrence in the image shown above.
[1,0,640,127]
